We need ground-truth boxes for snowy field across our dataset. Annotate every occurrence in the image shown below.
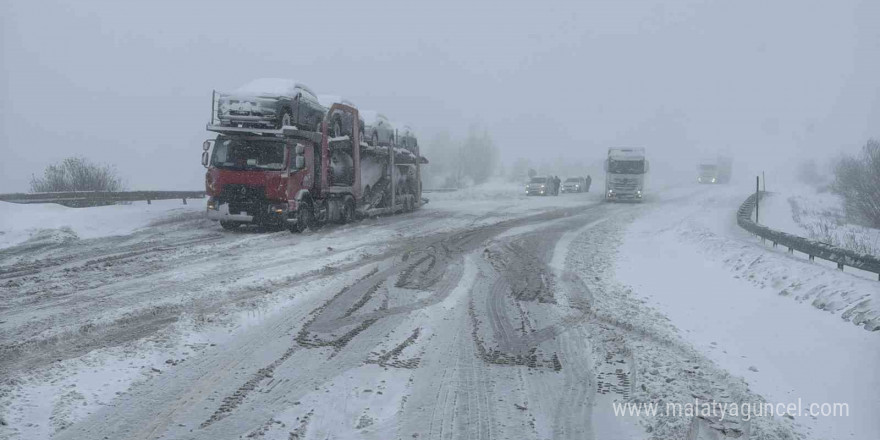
[759,186,880,257]
[1,182,876,440]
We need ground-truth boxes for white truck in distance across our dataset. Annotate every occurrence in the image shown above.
[697,156,732,184]
[605,147,648,202]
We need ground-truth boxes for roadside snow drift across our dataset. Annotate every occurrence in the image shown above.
[0,200,204,250]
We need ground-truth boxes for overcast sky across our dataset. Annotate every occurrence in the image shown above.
[2,0,878,191]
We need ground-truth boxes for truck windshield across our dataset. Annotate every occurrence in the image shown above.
[212,137,285,171]
[699,165,717,173]
[608,159,645,174]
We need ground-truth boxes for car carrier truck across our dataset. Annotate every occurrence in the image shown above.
[201,102,426,232]
[604,147,648,202]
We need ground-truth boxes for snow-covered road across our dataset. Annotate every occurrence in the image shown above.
[1,184,875,439]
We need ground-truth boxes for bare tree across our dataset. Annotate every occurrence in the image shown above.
[421,127,498,189]
[31,156,124,193]
[460,127,498,185]
[832,139,880,228]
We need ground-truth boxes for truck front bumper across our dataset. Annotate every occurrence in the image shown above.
[206,197,289,224]
[606,190,643,201]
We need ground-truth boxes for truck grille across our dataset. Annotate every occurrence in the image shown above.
[220,184,265,214]
[610,178,638,191]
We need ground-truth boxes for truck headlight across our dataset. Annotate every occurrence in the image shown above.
[711,178,716,183]
[698,177,702,182]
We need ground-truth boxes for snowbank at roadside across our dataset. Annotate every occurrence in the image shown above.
[615,184,880,439]
[0,200,205,250]
[759,187,880,256]
[756,192,808,235]
[426,179,601,219]
[426,179,525,201]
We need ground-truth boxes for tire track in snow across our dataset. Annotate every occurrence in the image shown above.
[43,203,605,439]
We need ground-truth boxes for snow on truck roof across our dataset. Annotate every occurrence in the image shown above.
[608,147,646,159]
[234,78,313,97]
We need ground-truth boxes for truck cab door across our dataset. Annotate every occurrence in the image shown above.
[286,142,310,200]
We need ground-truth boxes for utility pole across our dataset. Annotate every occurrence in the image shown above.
[755,175,760,224]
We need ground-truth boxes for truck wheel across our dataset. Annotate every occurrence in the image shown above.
[220,221,239,231]
[290,204,312,233]
[340,198,355,224]
[279,110,292,129]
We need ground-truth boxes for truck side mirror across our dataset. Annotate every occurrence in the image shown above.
[203,140,212,151]
[295,155,305,169]
[295,144,305,155]
[201,151,209,168]
[603,159,609,172]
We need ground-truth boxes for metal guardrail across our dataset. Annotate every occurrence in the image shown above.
[738,191,880,280]
[422,188,458,193]
[0,191,206,207]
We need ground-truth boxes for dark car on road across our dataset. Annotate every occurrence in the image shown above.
[562,177,586,193]
[526,176,558,196]
[217,78,326,131]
